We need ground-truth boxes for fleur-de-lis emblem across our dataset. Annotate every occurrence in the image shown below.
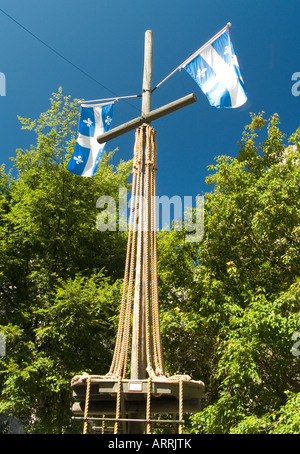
[83,118,93,127]
[74,155,84,164]
[224,45,230,55]
[197,68,207,79]
[105,116,112,126]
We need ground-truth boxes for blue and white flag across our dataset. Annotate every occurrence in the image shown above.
[67,102,114,177]
[182,28,247,108]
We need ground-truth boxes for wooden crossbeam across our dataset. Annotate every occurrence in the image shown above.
[97,93,197,144]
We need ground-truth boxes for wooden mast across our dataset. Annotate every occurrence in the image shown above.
[130,30,153,382]
[127,30,153,434]
[71,30,204,436]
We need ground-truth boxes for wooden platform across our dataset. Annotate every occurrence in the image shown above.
[71,377,205,415]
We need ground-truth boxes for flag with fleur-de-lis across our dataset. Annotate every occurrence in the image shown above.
[67,102,114,177]
[182,28,247,108]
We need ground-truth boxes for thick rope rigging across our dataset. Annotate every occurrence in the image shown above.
[107,123,165,379]
[71,124,191,386]
[71,124,194,434]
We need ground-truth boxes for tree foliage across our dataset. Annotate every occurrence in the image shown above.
[0,88,131,433]
[0,95,299,434]
[158,112,300,434]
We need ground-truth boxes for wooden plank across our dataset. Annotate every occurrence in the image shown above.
[71,398,201,414]
[71,378,205,399]
[73,417,184,424]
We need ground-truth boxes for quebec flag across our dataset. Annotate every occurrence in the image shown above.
[183,28,247,108]
[67,102,114,177]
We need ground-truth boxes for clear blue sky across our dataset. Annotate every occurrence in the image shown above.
[0,0,300,204]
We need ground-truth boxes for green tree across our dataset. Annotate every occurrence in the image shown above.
[158,112,300,434]
[0,88,131,433]
[1,99,299,434]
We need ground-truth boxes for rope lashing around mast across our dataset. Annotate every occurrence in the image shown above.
[108,123,165,379]
[70,125,192,385]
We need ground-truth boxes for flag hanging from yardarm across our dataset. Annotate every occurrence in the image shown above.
[67,102,114,177]
[182,27,247,108]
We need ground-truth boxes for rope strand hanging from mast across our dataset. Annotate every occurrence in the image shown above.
[107,123,165,380]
